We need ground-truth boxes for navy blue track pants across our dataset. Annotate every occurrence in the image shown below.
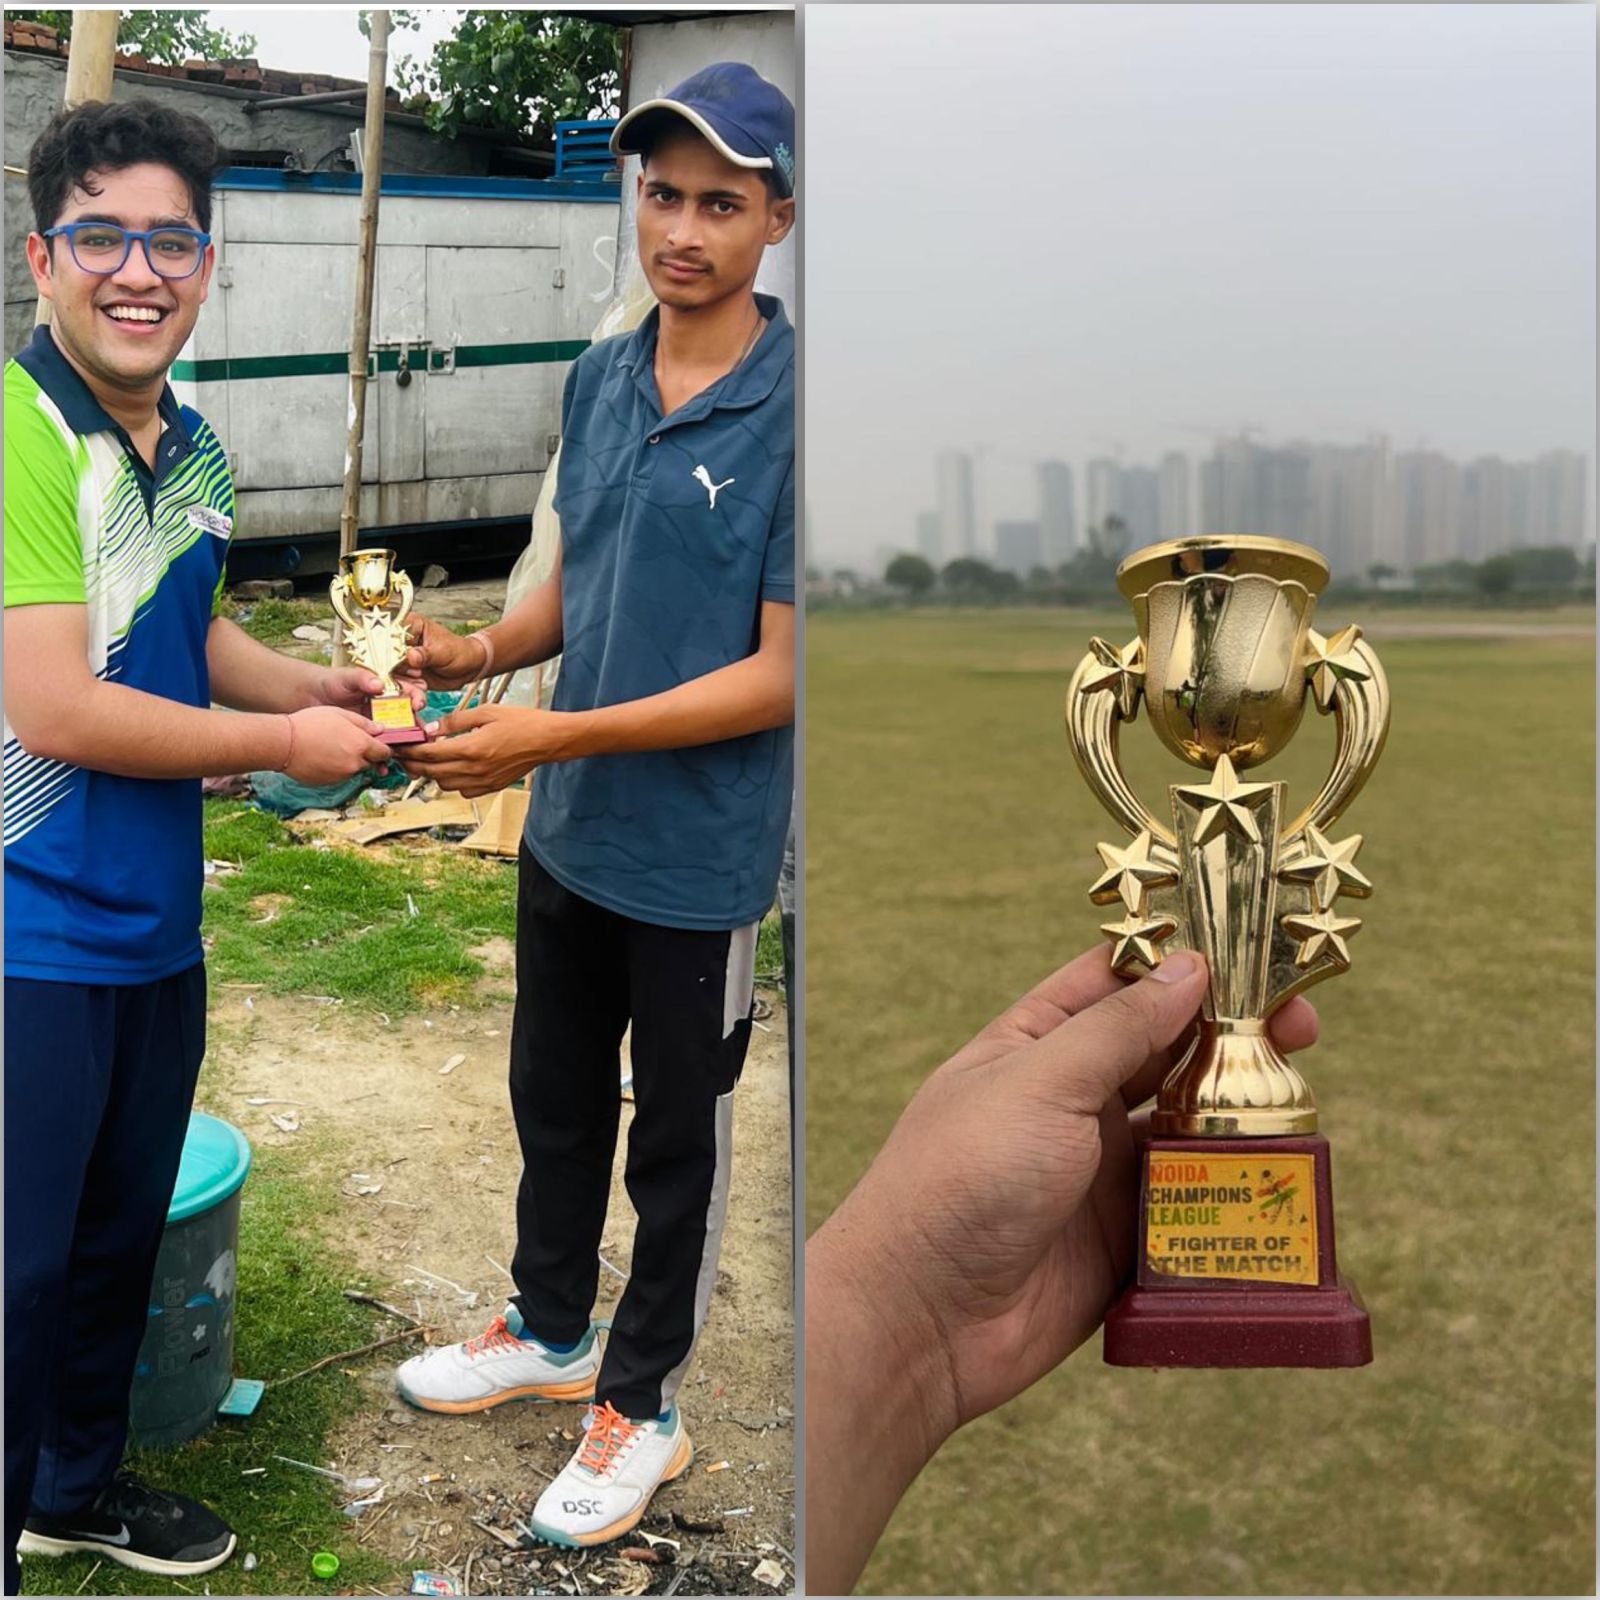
[4,965,207,1594]
[509,848,756,1422]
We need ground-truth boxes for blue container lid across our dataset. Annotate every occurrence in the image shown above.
[168,1113,253,1224]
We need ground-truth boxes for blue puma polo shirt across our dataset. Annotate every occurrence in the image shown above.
[528,293,795,931]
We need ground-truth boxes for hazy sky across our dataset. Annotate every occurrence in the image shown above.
[804,3,1596,566]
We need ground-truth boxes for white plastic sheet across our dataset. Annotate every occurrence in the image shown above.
[499,263,659,708]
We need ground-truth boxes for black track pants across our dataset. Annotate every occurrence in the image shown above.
[508,846,757,1419]
[5,965,207,1594]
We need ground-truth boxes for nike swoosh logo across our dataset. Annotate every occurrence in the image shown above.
[70,1524,131,1546]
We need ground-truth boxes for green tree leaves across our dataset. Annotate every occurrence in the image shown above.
[367,10,621,140]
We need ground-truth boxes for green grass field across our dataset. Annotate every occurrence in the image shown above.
[806,607,1595,1596]
[203,803,520,1013]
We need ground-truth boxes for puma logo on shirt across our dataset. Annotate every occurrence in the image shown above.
[691,464,735,509]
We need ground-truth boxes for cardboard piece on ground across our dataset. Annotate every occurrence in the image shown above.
[330,794,480,844]
[457,787,530,856]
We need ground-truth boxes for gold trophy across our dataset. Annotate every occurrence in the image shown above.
[1066,536,1389,1367]
[329,550,426,745]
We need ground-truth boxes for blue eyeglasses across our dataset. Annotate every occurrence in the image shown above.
[43,222,211,280]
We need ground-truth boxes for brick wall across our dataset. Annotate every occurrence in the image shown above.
[1,17,406,106]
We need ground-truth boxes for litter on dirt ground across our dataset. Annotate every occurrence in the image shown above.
[411,1570,461,1596]
[330,794,481,845]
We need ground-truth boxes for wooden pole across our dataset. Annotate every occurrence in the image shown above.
[62,8,119,103]
[335,9,391,661]
[36,8,121,326]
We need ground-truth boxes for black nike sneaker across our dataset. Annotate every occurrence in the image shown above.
[19,1472,237,1576]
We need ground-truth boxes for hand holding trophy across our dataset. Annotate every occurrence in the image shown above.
[330,550,427,746]
[1067,535,1390,1367]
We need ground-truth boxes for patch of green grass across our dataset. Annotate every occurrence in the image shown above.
[20,1144,402,1596]
[205,806,296,866]
[203,803,517,1013]
[807,610,1595,1596]
[757,909,786,982]
[216,596,336,651]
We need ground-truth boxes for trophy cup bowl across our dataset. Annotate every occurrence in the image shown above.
[342,549,398,609]
[1119,536,1329,770]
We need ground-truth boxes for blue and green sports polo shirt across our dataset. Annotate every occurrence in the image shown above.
[529,293,795,931]
[4,325,233,983]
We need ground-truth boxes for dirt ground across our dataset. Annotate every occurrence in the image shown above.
[208,935,794,1597]
[392,574,516,631]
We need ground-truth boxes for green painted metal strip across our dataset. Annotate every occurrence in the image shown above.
[173,351,348,382]
[453,339,589,369]
[172,339,586,384]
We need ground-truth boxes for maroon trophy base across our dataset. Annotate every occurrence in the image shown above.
[370,694,427,746]
[1103,1134,1372,1369]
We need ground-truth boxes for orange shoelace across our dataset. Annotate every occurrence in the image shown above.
[577,1402,641,1476]
[463,1315,524,1360]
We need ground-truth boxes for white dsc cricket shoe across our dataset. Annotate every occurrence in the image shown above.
[529,1401,693,1547]
[395,1303,599,1414]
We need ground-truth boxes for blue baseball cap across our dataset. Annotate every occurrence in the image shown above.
[612,62,795,198]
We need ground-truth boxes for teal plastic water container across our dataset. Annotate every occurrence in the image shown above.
[128,1113,252,1447]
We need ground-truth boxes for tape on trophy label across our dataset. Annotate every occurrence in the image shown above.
[371,696,417,730]
[1144,1152,1318,1285]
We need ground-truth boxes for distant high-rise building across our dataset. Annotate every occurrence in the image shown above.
[1307,438,1393,577]
[1081,455,1184,551]
[1201,437,1313,545]
[1253,449,1315,540]
[1188,435,1591,572]
[936,449,977,559]
[1529,449,1588,549]
[1085,457,1120,542]
[1120,466,1160,544]
[995,520,1043,577]
[1460,456,1512,561]
[915,510,943,565]
[1201,437,1254,533]
[1159,452,1191,540]
[1037,460,1077,565]
[1395,451,1461,570]
[1199,457,1223,537]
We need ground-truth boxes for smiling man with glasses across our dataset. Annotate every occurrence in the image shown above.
[3,99,407,1590]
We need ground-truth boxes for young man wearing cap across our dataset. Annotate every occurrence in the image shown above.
[392,62,794,1548]
[5,99,400,1588]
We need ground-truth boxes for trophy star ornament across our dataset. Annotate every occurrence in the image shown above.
[1080,635,1146,722]
[1307,623,1371,712]
[1088,829,1180,911]
[1101,911,1179,972]
[1173,754,1275,847]
[1280,824,1372,907]
[1065,535,1390,1368]
[1281,909,1363,970]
